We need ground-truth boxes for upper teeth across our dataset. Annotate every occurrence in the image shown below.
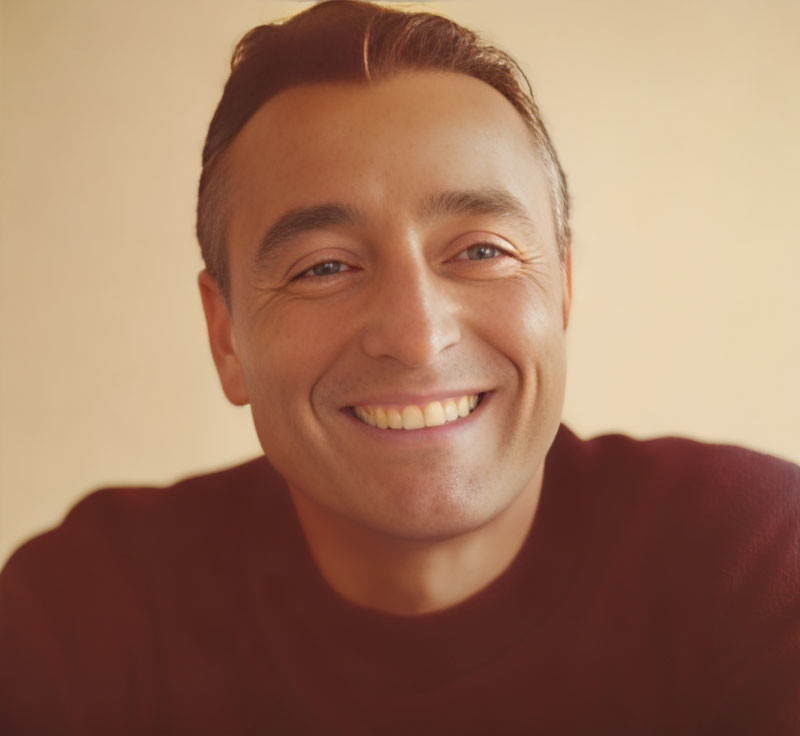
[353,394,479,430]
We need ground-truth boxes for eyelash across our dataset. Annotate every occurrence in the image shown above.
[293,260,353,280]
[291,240,513,282]
[453,242,510,262]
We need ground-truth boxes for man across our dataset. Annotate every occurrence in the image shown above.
[1,1,798,733]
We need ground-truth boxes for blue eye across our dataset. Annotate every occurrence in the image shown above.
[300,261,350,278]
[464,244,501,260]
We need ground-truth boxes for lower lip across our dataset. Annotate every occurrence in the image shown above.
[342,392,492,441]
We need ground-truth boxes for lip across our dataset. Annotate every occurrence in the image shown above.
[342,390,492,439]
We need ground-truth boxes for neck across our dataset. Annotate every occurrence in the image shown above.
[288,468,544,616]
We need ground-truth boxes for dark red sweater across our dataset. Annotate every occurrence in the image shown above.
[2,426,799,734]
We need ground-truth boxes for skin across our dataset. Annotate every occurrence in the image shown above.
[200,71,571,615]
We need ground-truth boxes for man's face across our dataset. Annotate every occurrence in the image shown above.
[202,71,570,541]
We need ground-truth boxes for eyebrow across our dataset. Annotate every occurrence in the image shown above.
[253,188,536,267]
[419,188,537,234]
[254,203,360,267]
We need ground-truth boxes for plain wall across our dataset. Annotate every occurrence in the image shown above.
[2,0,798,565]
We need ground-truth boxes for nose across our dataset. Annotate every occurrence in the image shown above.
[360,257,461,367]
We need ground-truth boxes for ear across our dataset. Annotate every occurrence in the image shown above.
[561,245,573,330]
[198,270,250,406]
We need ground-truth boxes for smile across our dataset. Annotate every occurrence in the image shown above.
[352,394,482,430]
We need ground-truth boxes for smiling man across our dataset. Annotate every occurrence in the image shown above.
[200,67,570,616]
[1,1,799,733]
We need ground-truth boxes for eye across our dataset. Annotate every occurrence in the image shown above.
[296,260,352,279]
[464,243,500,261]
[454,242,509,261]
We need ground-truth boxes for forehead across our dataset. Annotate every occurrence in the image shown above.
[226,71,554,245]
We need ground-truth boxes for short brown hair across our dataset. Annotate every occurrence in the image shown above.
[197,0,570,300]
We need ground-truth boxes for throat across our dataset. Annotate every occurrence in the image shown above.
[287,467,543,617]
[354,542,500,615]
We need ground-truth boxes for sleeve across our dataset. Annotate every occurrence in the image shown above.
[705,453,800,734]
[0,543,86,733]
[0,492,159,735]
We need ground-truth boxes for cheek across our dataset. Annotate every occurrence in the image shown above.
[236,303,352,407]
[472,276,565,364]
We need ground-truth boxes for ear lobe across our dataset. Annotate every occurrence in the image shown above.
[561,246,573,330]
[198,270,250,406]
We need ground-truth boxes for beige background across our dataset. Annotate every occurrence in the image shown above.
[2,0,798,566]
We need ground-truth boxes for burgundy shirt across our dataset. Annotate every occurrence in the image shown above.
[2,426,799,734]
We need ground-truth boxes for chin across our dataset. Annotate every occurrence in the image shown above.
[343,471,524,543]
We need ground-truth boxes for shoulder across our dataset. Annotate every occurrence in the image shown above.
[548,427,800,727]
[0,458,297,730]
[0,455,291,599]
[616,431,798,574]
[554,423,798,483]
[551,424,799,522]
[63,454,284,527]
[547,425,800,606]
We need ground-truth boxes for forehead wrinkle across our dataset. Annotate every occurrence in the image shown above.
[419,188,540,240]
[254,203,361,267]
